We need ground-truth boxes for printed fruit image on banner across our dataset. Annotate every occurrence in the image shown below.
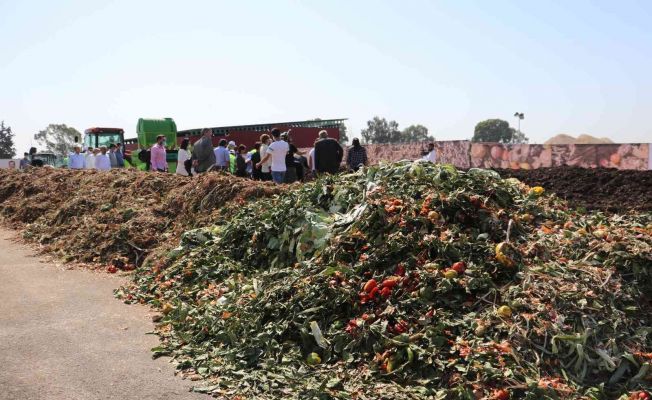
[470,144,552,169]
[471,143,649,170]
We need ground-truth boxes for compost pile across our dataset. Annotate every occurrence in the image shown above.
[118,162,652,399]
[0,168,282,268]
[495,167,652,213]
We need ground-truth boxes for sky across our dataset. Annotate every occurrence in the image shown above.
[1,0,651,154]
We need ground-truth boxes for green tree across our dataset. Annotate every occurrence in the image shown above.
[34,124,81,156]
[510,128,529,144]
[402,124,434,143]
[0,121,16,158]
[361,116,401,144]
[472,119,528,143]
[361,117,434,144]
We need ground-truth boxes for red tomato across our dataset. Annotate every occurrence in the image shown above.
[363,279,377,293]
[368,286,379,299]
[107,265,117,273]
[491,389,509,400]
[393,320,408,334]
[451,261,466,274]
[380,287,392,298]
[382,277,400,288]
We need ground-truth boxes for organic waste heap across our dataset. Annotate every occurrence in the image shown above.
[118,162,652,399]
[0,168,282,268]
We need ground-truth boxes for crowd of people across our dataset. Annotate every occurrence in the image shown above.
[185,128,352,183]
[21,128,439,182]
[180,128,360,184]
[65,143,126,170]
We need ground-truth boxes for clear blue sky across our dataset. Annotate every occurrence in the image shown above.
[1,0,651,153]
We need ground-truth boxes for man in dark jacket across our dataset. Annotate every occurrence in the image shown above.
[314,130,343,174]
[191,128,217,173]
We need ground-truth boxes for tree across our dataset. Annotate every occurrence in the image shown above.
[402,124,434,143]
[472,119,528,143]
[361,117,434,144]
[510,128,529,144]
[361,116,402,144]
[0,121,16,158]
[34,124,81,156]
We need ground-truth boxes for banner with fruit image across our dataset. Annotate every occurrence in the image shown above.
[470,143,649,170]
[301,141,649,170]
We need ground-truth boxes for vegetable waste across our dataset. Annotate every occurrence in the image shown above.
[110,162,652,399]
[0,168,282,268]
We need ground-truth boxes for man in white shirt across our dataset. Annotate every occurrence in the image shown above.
[307,139,318,174]
[94,146,111,171]
[423,142,437,163]
[259,134,272,180]
[68,145,86,169]
[85,147,95,169]
[256,128,288,184]
[213,139,230,171]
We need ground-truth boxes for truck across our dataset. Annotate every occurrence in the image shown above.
[29,151,65,168]
[129,118,178,171]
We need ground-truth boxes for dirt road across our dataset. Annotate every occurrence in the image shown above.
[0,229,205,400]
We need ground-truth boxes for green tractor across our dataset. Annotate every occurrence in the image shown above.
[127,118,178,172]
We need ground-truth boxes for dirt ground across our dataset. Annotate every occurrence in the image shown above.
[495,167,652,212]
[0,229,205,400]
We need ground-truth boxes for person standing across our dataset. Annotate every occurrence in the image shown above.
[108,144,118,168]
[191,128,216,173]
[250,142,262,180]
[307,140,317,175]
[85,147,95,169]
[235,145,248,177]
[213,139,230,171]
[282,132,299,183]
[346,138,368,171]
[68,144,86,169]
[259,134,272,181]
[95,146,111,171]
[137,145,151,171]
[150,135,168,172]
[314,130,343,174]
[115,143,125,167]
[256,128,288,184]
[176,138,192,176]
[227,141,237,174]
[19,153,30,169]
[423,142,437,163]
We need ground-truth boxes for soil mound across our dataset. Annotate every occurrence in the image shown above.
[495,167,652,212]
